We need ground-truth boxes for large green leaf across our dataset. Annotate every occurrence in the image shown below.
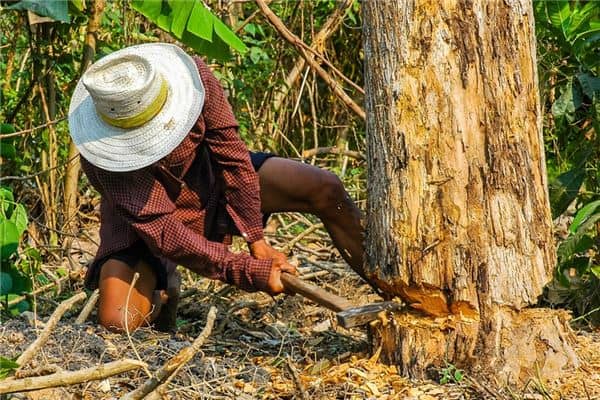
[213,16,247,54]
[187,1,214,41]
[132,0,247,61]
[170,0,194,39]
[546,0,573,38]
[9,204,28,235]
[7,0,69,22]
[0,220,19,261]
[549,167,586,218]
[570,200,600,234]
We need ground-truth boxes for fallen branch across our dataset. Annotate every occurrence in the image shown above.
[302,146,365,161]
[282,223,324,253]
[121,306,218,400]
[75,288,100,324]
[16,292,87,369]
[0,359,146,394]
[256,0,365,120]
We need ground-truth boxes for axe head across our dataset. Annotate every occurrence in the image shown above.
[336,301,404,329]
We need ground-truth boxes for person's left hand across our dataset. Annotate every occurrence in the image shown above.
[249,239,288,264]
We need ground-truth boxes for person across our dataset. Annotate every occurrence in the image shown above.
[68,43,364,333]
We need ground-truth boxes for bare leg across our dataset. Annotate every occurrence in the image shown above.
[258,157,366,279]
[97,259,162,333]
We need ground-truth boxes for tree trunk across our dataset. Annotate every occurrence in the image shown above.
[362,0,577,384]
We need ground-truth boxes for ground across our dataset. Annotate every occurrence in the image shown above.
[1,215,600,399]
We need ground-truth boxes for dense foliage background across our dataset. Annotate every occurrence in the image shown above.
[0,0,599,326]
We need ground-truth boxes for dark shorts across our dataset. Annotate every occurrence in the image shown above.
[91,151,275,291]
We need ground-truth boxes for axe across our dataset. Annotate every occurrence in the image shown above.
[281,272,402,328]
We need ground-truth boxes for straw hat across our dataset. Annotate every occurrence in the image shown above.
[68,43,204,172]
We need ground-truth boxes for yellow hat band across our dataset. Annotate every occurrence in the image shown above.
[99,79,168,129]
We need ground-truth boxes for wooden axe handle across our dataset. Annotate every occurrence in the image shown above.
[281,272,354,312]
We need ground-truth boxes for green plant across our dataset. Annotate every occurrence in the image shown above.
[438,363,464,385]
[0,356,19,380]
[0,186,34,316]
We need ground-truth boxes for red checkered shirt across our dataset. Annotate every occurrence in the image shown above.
[81,57,272,292]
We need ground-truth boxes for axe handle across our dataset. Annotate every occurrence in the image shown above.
[281,272,354,312]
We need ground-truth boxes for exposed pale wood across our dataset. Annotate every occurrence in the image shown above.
[362,0,576,382]
[120,306,218,400]
[0,359,146,394]
[16,292,87,369]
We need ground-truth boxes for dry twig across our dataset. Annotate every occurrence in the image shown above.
[255,0,365,120]
[75,288,100,324]
[16,292,87,370]
[0,359,147,394]
[121,306,218,400]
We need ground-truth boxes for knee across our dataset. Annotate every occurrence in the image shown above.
[98,307,144,333]
[310,171,347,215]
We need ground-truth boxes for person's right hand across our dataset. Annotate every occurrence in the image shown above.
[265,257,297,296]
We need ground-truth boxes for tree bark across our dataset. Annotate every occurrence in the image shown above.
[363,0,577,383]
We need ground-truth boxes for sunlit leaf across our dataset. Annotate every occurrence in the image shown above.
[9,204,27,235]
[0,220,19,261]
[569,200,600,234]
[187,2,213,41]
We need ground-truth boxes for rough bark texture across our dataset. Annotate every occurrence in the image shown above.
[363,0,576,382]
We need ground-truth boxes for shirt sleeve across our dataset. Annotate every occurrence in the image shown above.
[196,58,265,244]
[81,159,272,292]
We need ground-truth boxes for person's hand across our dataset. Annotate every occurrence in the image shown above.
[249,239,287,263]
[265,257,297,296]
[249,240,297,295]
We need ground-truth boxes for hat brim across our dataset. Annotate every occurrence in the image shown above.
[68,43,205,172]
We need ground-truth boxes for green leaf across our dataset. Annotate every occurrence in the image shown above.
[169,0,194,39]
[213,16,247,54]
[7,0,70,22]
[187,1,214,41]
[577,73,600,99]
[454,369,464,382]
[549,167,586,218]
[552,78,583,117]
[244,23,256,36]
[0,356,19,380]
[0,220,19,261]
[0,142,16,159]
[0,124,15,134]
[557,213,600,263]
[9,204,27,235]
[546,0,573,38]
[569,200,600,234]
[69,0,85,12]
[132,0,163,20]
[591,265,600,279]
[0,272,13,296]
